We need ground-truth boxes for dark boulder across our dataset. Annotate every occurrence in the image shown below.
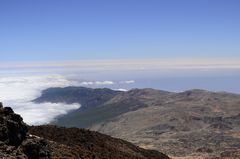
[0,106,28,146]
[0,104,51,159]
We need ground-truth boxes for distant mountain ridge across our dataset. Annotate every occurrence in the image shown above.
[34,87,240,158]
[34,86,120,111]
[34,87,172,127]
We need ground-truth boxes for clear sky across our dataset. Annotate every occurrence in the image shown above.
[0,0,240,61]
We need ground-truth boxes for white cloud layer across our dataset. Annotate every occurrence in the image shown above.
[80,80,114,86]
[1,58,240,70]
[95,81,114,85]
[120,80,135,84]
[10,101,80,125]
[0,74,79,101]
[79,80,136,86]
[0,74,81,125]
[0,74,134,125]
[113,88,128,92]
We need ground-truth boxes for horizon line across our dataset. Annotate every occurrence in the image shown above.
[1,58,240,69]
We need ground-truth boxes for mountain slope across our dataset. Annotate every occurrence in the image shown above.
[34,87,240,158]
[35,87,171,127]
[0,103,169,159]
[90,89,240,158]
[34,86,120,111]
[29,125,169,159]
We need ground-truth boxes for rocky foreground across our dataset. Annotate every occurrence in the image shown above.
[0,102,169,159]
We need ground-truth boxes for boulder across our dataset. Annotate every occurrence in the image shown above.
[0,106,28,146]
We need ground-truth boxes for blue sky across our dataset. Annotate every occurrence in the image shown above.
[0,0,240,61]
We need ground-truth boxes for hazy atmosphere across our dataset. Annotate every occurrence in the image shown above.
[1,0,240,125]
[1,59,240,124]
[0,1,240,158]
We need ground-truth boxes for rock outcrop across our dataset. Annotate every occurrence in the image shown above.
[0,105,28,146]
[0,102,50,159]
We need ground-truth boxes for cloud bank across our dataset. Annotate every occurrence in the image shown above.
[11,101,80,125]
[0,74,135,125]
[120,80,135,84]
[0,74,81,125]
[0,75,78,101]
[80,80,114,86]
[1,58,240,70]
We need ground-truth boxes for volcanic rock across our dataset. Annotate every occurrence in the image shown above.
[0,103,169,159]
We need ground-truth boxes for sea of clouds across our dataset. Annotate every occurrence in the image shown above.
[0,73,134,125]
[1,59,239,125]
[0,74,81,125]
